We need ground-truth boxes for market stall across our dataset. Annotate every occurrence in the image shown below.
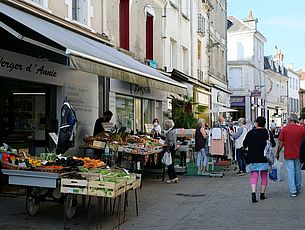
[0,144,141,227]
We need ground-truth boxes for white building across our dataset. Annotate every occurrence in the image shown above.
[208,0,230,122]
[287,66,300,117]
[227,12,266,122]
[264,52,289,127]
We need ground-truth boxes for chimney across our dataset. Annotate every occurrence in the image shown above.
[243,11,258,30]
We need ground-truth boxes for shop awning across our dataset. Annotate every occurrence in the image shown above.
[0,3,187,95]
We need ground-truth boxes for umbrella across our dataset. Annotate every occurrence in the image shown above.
[204,107,238,114]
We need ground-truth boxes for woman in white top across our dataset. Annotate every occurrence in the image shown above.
[151,118,162,139]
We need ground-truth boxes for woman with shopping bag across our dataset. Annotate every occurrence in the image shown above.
[243,116,276,203]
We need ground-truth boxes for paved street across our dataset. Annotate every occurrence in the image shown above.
[1,162,305,230]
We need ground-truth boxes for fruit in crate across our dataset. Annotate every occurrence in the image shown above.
[73,157,105,168]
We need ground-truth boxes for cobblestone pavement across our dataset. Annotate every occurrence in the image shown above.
[1,162,305,230]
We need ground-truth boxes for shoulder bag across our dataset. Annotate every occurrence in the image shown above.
[264,129,275,165]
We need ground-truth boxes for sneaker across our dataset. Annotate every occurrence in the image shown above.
[290,193,297,197]
[237,171,245,176]
[172,178,179,183]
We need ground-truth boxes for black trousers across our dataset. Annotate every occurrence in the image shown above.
[167,150,177,180]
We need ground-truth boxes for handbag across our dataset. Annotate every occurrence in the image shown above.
[269,160,285,182]
[161,151,172,166]
[264,129,275,165]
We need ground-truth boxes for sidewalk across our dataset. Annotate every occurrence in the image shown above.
[0,165,305,230]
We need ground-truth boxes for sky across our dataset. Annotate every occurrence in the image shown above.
[228,0,305,71]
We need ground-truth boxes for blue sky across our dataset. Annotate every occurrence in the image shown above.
[228,0,305,70]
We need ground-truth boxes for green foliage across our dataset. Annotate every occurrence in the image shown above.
[170,95,197,129]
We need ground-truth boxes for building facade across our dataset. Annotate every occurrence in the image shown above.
[287,66,300,117]
[227,12,266,122]
[208,0,230,122]
[0,0,186,154]
[264,53,289,127]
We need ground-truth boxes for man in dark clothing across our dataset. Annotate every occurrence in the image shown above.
[93,110,113,136]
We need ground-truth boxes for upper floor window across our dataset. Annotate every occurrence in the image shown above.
[170,39,177,69]
[146,13,154,60]
[182,47,189,74]
[29,0,48,8]
[120,0,130,50]
[181,0,190,18]
[197,14,205,35]
[72,0,90,26]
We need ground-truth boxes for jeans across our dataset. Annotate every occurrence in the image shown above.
[196,148,208,167]
[236,148,246,172]
[285,159,302,194]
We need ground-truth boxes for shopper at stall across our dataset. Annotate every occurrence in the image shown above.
[276,114,305,197]
[93,110,113,136]
[195,118,208,175]
[164,119,178,183]
[243,116,276,203]
[230,118,248,176]
[151,118,162,139]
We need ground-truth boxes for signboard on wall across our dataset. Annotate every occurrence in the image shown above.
[0,49,66,86]
[230,96,245,106]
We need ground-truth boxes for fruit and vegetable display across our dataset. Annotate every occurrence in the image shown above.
[83,133,164,155]
[1,147,105,172]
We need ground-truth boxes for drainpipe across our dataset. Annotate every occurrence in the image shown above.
[162,1,168,71]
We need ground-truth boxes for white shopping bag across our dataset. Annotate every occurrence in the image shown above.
[269,160,285,182]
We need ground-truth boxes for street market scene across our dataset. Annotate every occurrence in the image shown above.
[1,0,305,229]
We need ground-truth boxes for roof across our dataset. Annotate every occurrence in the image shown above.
[227,16,253,33]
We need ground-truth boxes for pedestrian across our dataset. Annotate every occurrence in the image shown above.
[151,118,162,139]
[164,119,178,184]
[93,110,113,136]
[195,118,208,175]
[230,118,248,176]
[243,116,276,203]
[270,120,277,136]
[275,114,305,197]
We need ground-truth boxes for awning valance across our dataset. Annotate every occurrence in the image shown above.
[0,2,187,95]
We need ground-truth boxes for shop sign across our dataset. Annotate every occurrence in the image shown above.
[0,49,65,86]
[251,90,261,97]
[230,96,245,106]
[134,85,151,95]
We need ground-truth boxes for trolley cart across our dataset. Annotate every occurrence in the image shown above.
[1,169,77,220]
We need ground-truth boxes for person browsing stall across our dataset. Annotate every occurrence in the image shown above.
[151,118,162,139]
[195,118,208,175]
[93,110,113,136]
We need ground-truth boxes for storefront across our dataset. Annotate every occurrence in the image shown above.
[230,96,246,121]
[109,79,168,132]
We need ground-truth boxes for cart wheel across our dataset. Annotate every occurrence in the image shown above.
[26,187,40,216]
[64,194,77,220]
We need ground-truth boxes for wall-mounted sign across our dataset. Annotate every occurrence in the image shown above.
[0,49,65,86]
[251,90,261,97]
[230,96,245,106]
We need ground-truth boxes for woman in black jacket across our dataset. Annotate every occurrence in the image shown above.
[243,116,276,203]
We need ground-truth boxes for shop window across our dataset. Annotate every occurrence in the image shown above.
[115,95,134,130]
[135,98,142,132]
[72,0,90,26]
[120,0,130,50]
[143,99,153,127]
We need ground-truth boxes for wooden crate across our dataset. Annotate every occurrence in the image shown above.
[130,173,142,190]
[60,178,88,195]
[88,178,127,198]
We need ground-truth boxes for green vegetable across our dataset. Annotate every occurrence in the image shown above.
[78,167,89,172]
